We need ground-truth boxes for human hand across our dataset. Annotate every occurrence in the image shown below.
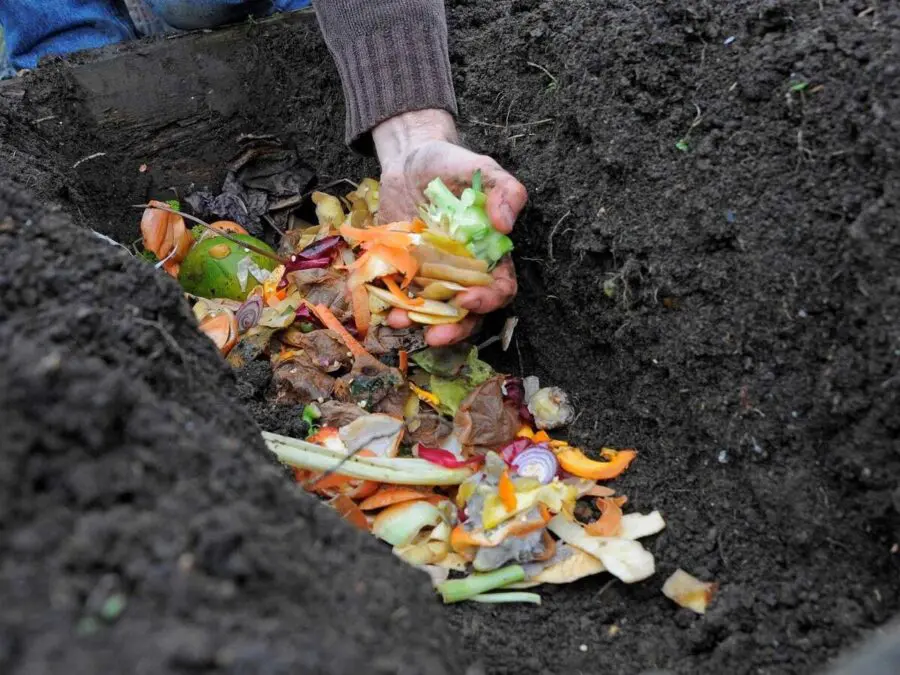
[373,109,527,346]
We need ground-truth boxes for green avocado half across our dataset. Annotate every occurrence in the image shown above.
[179,234,278,301]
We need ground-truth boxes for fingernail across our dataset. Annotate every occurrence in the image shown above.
[499,202,515,232]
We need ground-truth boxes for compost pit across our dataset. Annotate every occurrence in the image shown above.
[1,2,899,675]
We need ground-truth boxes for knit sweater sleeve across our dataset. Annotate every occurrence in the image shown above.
[312,0,458,153]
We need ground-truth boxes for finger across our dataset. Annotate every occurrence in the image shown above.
[482,165,528,234]
[386,307,413,329]
[456,257,517,313]
[425,316,478,346]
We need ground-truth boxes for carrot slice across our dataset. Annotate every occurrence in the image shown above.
[398,349,408,376]
[330,494,369,531]
[309,303,372,359]
[358,486,434,511]
[350,284,371,339]
[382,275,424,306]
[584,496,628,537]
[498,470,517,512]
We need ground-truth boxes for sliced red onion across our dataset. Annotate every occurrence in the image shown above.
[296,235,343,260]
[285,256,332,273]
[502,377,534,423]
[510,446,558,484]
[416,445,485,469]
[499,437,531,465]
[502,376,525,406]
[235,294,263,334]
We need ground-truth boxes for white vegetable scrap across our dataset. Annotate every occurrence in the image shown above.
[662,569,718,614]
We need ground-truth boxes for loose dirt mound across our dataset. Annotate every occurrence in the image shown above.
[442,1,900,672]
[0,1,898,674]
[0,187,466,674]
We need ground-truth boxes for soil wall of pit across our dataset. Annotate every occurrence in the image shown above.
[1,2,898,675]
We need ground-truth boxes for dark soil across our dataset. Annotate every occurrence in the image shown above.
[1,2,899,675]
[0,189,466,673]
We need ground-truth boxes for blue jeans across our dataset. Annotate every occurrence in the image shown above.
[0,0,311,76]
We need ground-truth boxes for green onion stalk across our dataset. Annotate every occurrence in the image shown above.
[436,564,526,604]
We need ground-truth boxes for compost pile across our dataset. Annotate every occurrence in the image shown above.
[135,161,703,608]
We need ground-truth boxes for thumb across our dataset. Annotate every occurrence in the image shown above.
[482,165,528,234]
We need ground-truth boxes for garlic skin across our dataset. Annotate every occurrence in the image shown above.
[527,387,575,430]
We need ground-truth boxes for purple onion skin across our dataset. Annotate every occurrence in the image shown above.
[236,295,263,333]
[503,376,525,406]
[510,446,559,484]
[294,304,323,329]
[297,235,343,260]
[500,437,531,465]
[284,257,331,273]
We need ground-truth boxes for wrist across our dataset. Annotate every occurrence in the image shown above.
[373,109,458,167]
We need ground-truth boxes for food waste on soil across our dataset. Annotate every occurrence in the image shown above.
[136,155,712,610]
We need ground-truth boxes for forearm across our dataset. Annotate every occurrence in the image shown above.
[313,0,458,153]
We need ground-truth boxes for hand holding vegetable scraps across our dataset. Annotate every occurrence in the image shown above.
[373,110,526,346]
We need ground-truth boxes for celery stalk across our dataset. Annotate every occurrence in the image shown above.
[420,172,514,265]
[437,565,526,603]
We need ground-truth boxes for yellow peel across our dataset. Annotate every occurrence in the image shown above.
[365,284,461,317]
[419,280,469,301]
[407,310,469,325]
[409,382,441,408]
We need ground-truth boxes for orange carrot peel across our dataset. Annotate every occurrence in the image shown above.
[584,496,628,536]
[309,303,372,359]
[382,275,424,306]
[358,486,441,511]
[498,470,517,512]
[350,284,371,339]
[340,222,414,249]
[330,494,370,531]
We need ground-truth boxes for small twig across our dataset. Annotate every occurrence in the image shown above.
[262,213,286,238]
[131,203,287,265]
[504,94,520,131]
[547,211,572,262]
[90,229,132,255]
[515,335,525,376]
[596,579,616,599]
[527,61,559,90]
[312,444,370,485]
[72,152,107,169]
[32,115,57,124]
[467,118,554,130]
[301,178,359,200]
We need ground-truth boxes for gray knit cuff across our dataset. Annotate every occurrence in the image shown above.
[327,23,458,154]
